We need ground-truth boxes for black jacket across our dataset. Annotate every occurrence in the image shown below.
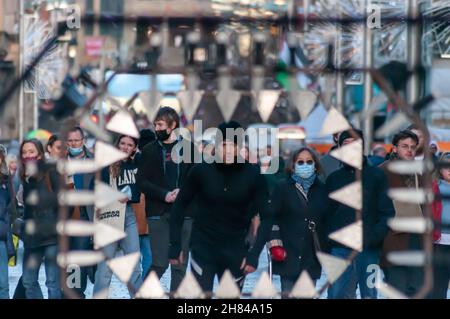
[136,138,197,217]
[270,177,329,279]
[169,162,271,268]
[325,159,395,251]
[101,153,141,204]
[23,164,60,249]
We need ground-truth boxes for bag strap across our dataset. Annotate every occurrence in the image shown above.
[44,172,53,193]
[293,182,322,252]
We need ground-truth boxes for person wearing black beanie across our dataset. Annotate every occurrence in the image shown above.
[338,129,364,148]
[169,121,273,293]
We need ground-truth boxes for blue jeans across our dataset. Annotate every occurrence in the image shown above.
[139,235,152,278]
[0,241,9,299]
[327,247,380,299]
[22,244,61,299]
[93,205,142,297]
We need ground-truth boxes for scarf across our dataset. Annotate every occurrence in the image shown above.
[291,173,316,195]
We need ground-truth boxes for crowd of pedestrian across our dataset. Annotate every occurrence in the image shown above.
[0,109,449,299]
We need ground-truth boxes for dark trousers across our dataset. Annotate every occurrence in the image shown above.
[146,214,192,292]
[428,244,450,299]
[190,242,247,294]
[383,266,424,297]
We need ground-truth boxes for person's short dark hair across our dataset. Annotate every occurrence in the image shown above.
[286,147,322,175]
[216,121,244,146]
[392,130,419,146]
[338,129,364,147]
[68,126,85,139]
[138,129,156,150]
[46,134,60,150]
[154,107,180,129]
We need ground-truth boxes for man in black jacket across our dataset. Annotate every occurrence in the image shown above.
[136,107,196,292]
[169,121,271,293]
[326,129,395,299]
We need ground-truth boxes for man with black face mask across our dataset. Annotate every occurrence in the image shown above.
[136,107,197,292]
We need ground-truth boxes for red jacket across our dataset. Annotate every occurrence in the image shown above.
[431,181,442,242]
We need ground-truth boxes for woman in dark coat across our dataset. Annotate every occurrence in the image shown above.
[20,139,61,299]
[270,147,329,294]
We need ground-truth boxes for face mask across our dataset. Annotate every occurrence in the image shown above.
[68,146,84,157]
[295,163,315,179]
[22,156,39,164]
[156,129,170,142]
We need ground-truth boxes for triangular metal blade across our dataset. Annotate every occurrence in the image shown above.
[289,77,317,120]
[80,113,112,143]
[57,251,105,268]
[215,270,241,299]
[106,252,141,284]
[56,220,96,237]
[57,159,100,175]
[174,272,205,299]
[216,90,241,122]
[361,93,388,120]
[94,181,128,209]
[140,91,164,122]
[388,217,432,234]
[106,110,140,139]
[375,112,411,138]
[317,252,350,284]
[329,181,362,210]
[177,90,203,123]
[330,139,363,170]
[387,160,434,175]
[135,271,167,299]
[253,90,280,123]
[289,270,317,299]
[58,190,95,206]
[387,251,426,267]
[251,272,278,298]
[329,220,363,252]
[319,107,351,136]
[388,188,433,205]
[94,141,128,169]
[94,222,127,249]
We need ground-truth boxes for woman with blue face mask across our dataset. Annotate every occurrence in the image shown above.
[268,147,330,296]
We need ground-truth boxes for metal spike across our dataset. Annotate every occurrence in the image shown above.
[387,251,426,267]
[319,107,351,136]
[139,91,164,122]
[289,270,317,299]
[387,160,434,175]
[57,251,105,267]
[216,90,241,122]
[329,220,363,252]
[56,220,96,237]
[215,270,241,299]
[251,272,278,298]
[106,110,140,138]
[80,113,112,143]
[58,190,95,206]
[94,141,128,169]
[135,271,167,299]
[388,188,434,204]
[289,76,317,120]
[94,181,128,209]
[93,222,127,250]
[106,252,141,284]
[375,112,411,138]
[174,272,205,299]
[317,252,350,284]
[57,159,100,175]
[329,181,362,210]
[253,90,281,123]
[177,90,203,122]
[330,139,363,170]
[388,217,433,234]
